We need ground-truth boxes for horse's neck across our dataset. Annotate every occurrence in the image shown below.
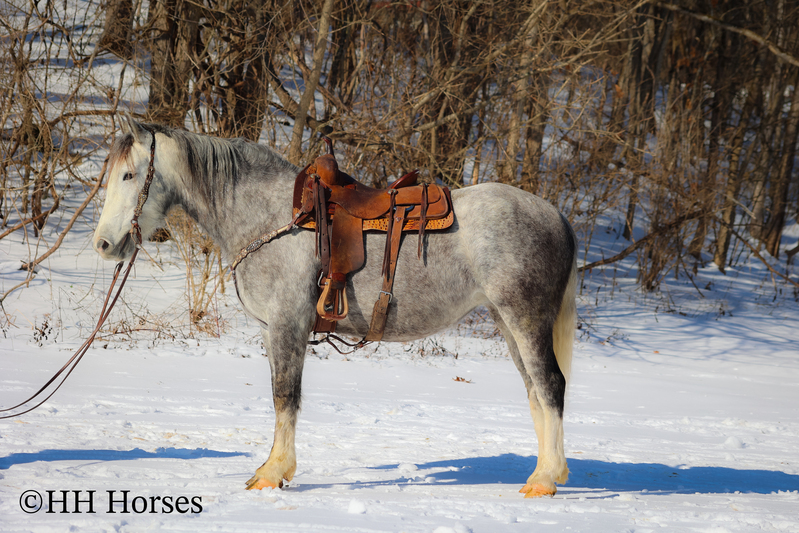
[171,157,297,261]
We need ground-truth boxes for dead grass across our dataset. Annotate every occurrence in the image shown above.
[163,208,228,336]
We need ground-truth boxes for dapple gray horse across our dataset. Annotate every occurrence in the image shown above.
[93,116,577,498]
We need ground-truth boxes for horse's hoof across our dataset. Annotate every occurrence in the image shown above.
[246,476,283,490]
[519,483,556,498]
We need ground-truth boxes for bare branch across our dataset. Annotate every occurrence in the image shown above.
[18,161,106,274]
[653,1,799,68]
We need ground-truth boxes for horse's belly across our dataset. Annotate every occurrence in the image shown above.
[335,288,485,342]
[333,231,484,342]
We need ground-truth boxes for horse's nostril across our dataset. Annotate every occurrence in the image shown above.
[98,239,110,252]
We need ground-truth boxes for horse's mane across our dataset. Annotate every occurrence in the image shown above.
[112,123,298,213]
[174,127,297,188]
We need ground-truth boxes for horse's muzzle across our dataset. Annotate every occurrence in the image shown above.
[94,232,135,261]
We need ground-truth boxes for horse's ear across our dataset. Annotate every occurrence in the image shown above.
[119,113,148,144]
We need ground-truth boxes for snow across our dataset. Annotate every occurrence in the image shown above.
[2,198,799,532]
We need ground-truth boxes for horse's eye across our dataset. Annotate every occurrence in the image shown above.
[123,172,134,181]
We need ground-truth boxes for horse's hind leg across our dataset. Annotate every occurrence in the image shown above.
[488,278,574,497]
[246,325,306,490]
[488,307,547,460]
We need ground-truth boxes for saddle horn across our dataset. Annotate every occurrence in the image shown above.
[323,136,334,156]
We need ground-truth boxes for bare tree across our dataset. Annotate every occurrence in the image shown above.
[288,0,334,164]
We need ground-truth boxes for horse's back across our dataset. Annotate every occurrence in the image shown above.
[452,182,573,251]
[450,182,576,306]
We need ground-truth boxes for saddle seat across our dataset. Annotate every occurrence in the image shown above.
[291,144,454,341]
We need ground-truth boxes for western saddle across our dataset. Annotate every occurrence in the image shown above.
[291,139,454,342]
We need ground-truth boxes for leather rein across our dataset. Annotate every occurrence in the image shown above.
[0,127,157,419]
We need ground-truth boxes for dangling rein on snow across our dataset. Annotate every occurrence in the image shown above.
[0,125,158,420]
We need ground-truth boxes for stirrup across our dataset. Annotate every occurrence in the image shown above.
[317,276,348,321]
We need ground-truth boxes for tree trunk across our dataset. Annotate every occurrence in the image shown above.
[688,27,731,259]
[414,3,484,186]
[764,69,799,257]
[288,0,334,165]
[521,78,548,195]
[99,0,134,59]
[750,65,786,242]
[147,0,201,127]
[470,101,485,186]
[214,0,272,141]
[500,10,539,184]
[714,93,754,271]
[621,6,658,241]
[328,0,368,110]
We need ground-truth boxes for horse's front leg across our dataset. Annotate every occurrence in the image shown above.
[246,324,307,490]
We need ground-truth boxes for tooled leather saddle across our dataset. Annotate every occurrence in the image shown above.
[292,139,454,341]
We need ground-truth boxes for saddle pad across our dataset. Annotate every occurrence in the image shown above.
[362,210,454,232]
[293,209,454,232]
[293,168,453,232]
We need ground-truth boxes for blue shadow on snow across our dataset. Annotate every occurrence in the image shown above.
[0,447,247,470]
[362,453,799,495]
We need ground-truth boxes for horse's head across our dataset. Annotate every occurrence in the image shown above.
[93,116,171,261]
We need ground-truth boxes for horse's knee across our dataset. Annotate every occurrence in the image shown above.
[269,354,305,413]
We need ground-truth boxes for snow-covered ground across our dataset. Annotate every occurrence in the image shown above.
[1,177,798,533]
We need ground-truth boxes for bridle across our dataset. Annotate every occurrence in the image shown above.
[0,127,157,419]
[130,125,157,248]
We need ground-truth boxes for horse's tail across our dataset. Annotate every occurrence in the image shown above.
[553,251,577,384]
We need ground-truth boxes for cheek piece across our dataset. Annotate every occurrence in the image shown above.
[130,127,157,247]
